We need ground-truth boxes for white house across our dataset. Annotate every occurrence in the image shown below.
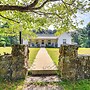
[57,32,72,47]
[23,31,72,47]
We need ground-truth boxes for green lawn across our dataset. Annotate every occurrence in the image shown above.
[29,48,40,67]
[46,48,59,66]
[0,47,12,55]
[46,48,90,66]
[78,48,90,55]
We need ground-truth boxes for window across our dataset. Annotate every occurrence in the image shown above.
[42,40,44,44]
[63,39,66,44]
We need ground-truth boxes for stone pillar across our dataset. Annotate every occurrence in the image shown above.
[0,44,29,81]
[77,55,90,79]
[11,44,29,80]
[58,44,78,80]
[0,55,12,80]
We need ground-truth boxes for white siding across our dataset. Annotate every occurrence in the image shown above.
[23,39,28,45]
[57,32,72,47]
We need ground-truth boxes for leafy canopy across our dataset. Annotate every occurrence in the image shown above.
[0,0,90,36]
[72,22,90,48]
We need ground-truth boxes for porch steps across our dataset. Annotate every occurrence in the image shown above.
[28,69,58,75]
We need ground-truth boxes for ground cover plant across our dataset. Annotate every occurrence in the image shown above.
[60,79,90,90]
[0,77,24,90]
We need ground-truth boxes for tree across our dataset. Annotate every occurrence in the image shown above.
[86,22,90,47]
[72,22,90,48]
[0,22,19,46]
[0,0,90,36]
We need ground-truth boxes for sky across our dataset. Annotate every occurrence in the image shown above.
[75,12,90,28]
[48,12,90,30]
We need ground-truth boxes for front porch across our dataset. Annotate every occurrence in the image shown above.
[29,39,58,47]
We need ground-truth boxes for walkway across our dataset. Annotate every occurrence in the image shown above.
[23,48,63,90]
[30,48,58,75]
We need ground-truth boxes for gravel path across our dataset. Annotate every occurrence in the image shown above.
[23,48,63,90]
[23,75,63,90]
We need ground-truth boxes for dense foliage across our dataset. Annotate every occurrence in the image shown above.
[0,0,90,35]
[0,0,90,46]
[0,23,19,46]
[72,22,90,47]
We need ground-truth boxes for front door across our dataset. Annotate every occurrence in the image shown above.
[41,40,45,47]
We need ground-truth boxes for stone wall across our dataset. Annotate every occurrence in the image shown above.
[0,45,29,81]
[58,44,90,80]
[76,55,90,79]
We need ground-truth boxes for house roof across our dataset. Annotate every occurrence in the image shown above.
[30,32,72,40]
[32,29,57,34]
[35,34,58,40]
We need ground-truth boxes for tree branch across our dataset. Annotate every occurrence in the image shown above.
[0,0,39,11]
[32,0,49,10]
[0,0,60,12]
[0,14,20,23]
[28,0,39,7]
[0,5,29,11]
[33,0,60,10]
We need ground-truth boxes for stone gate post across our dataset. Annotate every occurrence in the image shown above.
[11,44,29,80]
[58,44,78,80]
[0,44,29,81]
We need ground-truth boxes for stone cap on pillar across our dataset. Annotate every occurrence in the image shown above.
[59,44,78,57]
[11,44,29,56]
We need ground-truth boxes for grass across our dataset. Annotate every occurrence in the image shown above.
[78,48,90,55]
[46,48,90,66]
[29,48,40,67]
[46,48,59,66]
[0,47,12,55]
[23,79,90,90]
[59,79,90,90]
[0,78,24,90]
